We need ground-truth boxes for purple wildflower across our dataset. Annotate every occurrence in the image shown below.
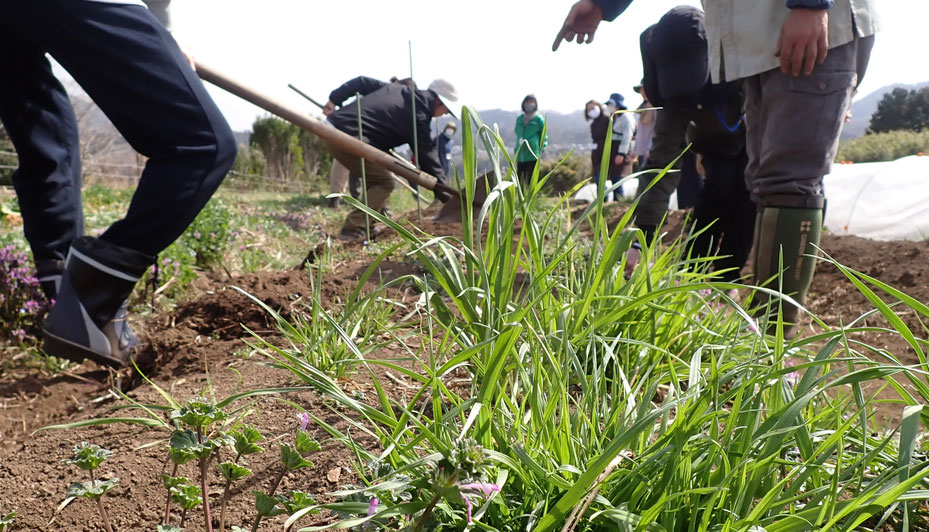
[297,412,310,431]
[362,497,379,529]
[459,482,501,523]
[11,329,26,343]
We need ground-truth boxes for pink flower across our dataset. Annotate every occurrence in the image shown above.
[362,497,379,529]
[459,482,500,522]
[296,412,310,431]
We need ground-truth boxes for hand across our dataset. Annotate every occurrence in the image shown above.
[552,0,604,52]
[323,101,336,117]
[614,154,625,166]
[623,247,640,279]
[776,8,829,76]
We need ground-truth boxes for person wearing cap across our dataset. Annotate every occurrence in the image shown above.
[554,0,876,336]
[436,121,457,176]
[606,92,635,186]
[323,76,458,240]
[0,0,236,368]
[585,99,620,199]
[514,94,547,183]
[633,6,755,284]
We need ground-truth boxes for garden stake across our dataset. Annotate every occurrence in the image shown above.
[355,92,370,242]
[409,40,422,224]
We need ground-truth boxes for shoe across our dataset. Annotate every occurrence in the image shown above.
[338,225,385,242]
[43,237,153,368]
[35,259,64,301]
[752,205,823,339]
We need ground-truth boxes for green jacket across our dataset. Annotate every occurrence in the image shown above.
[514,114,547,163]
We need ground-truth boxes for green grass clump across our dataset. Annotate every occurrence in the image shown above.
[260,107,929,531]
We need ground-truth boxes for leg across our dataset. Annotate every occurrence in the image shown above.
[747,36,872,335]
[0,37,83,295]
[693,150,754,283]
[635,107,689,243]
[29,1,236,256]
[328,159,349,208]
[325,143,395,237]
[5,1,235,365]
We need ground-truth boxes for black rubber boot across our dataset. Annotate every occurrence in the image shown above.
[43,237,153,368]
[35,259,64,301]
[752,206,823,338]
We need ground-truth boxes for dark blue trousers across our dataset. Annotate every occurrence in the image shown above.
[0,0,236,264]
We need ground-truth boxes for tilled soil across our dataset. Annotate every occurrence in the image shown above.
[1,212,927,530]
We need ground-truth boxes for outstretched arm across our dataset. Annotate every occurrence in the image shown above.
[326,76,387,114]
[552,0,634,51]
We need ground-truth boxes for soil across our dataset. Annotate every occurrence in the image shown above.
[1,208,928,530]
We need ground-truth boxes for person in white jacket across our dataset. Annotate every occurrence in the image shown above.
[554,0,876,337]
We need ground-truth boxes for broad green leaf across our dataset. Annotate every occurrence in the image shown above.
[254,491,286,517]
[280,443,314,471]
[64,442,112,471]
[296,431,321,456]
[169,398,227,430]
[218,462,252,482]
[66,478,119,500]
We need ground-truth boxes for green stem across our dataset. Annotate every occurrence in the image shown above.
[163,462,179,525]
[250,468,287,532]
[219,452,242,532]
[96,497,114,532]
[198,428,215,532]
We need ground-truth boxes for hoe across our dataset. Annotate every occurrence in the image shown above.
[196,64,487,224]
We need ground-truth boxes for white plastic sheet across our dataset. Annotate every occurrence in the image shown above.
[824,156,929,241]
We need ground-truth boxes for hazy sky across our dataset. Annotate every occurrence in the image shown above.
[170,0,924,131]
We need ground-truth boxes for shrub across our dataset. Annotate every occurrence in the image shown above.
[836,129,929,163]
[0,245,49,345]
[538,151,590,194]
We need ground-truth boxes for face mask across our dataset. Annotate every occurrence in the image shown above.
[587,107,601,119]
[605,103,617,114]
[444,129,455,139]
[523,102,537,114]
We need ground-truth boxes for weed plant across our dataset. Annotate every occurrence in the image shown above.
[0,244,49,346]
[265,108,929,531]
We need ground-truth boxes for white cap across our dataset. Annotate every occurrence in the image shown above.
[428,78,459,117]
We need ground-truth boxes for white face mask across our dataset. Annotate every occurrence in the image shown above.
[587,107,601,119]
[444,128,455,139]
[523,102,537,114]
[605,103,617,114]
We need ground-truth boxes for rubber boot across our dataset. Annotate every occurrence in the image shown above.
[752,207,823,338]
[35,259,64,301]
[43,237,153,368]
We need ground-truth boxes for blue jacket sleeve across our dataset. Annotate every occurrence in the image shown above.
[786,0,833,8]
[594,0,635,22]
[328,76,387,107]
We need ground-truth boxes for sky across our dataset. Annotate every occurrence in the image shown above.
[168,0,927,132]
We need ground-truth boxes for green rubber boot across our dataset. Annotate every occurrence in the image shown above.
[752,207,823,338]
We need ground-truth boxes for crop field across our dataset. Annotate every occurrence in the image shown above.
[1,114,929,531]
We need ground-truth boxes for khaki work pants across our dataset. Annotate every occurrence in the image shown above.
[324,142,396,231]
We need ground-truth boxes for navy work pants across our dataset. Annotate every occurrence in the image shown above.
[0,0,236,264]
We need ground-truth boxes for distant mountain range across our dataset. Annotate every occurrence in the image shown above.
[843,81,929,139]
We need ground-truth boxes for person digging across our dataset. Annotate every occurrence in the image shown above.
[323,76,458,241]
[1,0,236,369]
